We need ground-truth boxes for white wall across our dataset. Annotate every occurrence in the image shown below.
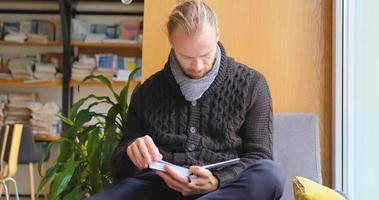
[343,0,379,199]
[351,0,379,199]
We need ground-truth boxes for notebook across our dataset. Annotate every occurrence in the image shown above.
[149,158,240,178]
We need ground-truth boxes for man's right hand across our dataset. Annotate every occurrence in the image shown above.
[126,135,163,169]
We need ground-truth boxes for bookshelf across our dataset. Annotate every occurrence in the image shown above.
[0,0,143,119]
[70,6,143,89]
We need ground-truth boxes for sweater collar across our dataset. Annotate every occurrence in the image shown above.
[163,42,230,100]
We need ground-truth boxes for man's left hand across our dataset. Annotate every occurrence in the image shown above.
[155,165,219,196]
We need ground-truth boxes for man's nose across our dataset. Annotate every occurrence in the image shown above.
[191,58,202,70]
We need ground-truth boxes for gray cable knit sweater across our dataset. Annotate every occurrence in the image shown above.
[111,43,273,187]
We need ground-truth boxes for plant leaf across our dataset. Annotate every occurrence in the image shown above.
[37,162,64,198]
[62,186,86,200]
[100,130,119,174]
[81,75,120,102]
[87,128,101,192]
[69,94,114,121]
[105,105,120,133]
[120,67,140,119]
[56,113,74,126]
[50,160,79,200]
[38,141,56,176]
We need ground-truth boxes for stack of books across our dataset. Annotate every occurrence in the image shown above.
[27,33,49,43]
[0,93,60,135]
[3,32,27,43]
[0,94,7,126]
[34,63,56,80]
[41,52,63,72]
[71,53,141,82]
[115,57,136,81]
[4,93,36,125]
[29,102,60,135]
[72,54,96,81]
[0,55,11,80]
[94,54,116,80]
[8,58,34,80]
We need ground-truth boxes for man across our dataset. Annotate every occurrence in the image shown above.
[90,0,284,199]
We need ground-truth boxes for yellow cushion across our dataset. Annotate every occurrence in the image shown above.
[293,176,345,200]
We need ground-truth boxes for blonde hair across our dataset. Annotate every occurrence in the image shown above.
[167,0,218,37]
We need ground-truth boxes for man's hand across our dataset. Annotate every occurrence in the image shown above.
[155,165,219,196]
[126,135,162,169]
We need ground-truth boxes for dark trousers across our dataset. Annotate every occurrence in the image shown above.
[88,159,285,200]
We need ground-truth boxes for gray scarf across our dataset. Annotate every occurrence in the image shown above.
[170,44,221,102]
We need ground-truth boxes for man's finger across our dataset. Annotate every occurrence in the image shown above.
[144,136,162,160]
[164,165,190,184]
[189,166,211,178]
[131,144,146,168]
[126,145,139,167]
[189,178,207,187]
[155,171,188,192]
[136,138,152,164]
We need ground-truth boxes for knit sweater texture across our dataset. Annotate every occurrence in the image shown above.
[111,43,273,187]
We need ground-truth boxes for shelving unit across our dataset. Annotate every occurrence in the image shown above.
[69,2,144,92]
[0,1,67,140]
[0,0,143,122]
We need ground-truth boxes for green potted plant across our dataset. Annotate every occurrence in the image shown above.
[37,69,140,199]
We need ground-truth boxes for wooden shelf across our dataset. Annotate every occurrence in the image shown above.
[0,40,63,46]
[70,79,139,87]
[0,78,62,87]
[34,133,61,142]
[71,41,142,57]
[71,41,141,49]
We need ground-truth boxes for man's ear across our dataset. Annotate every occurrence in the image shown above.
[168,37,174,48]
[216,28,220,42]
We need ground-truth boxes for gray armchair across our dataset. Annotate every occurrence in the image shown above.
[273,113,322,200]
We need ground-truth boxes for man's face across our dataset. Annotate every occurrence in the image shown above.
[169,23,219,79]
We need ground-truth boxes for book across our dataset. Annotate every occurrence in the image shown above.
[41,53,63,72]
[120,21,140,40]
[3,22,20,34]
[20,20,32,34]
[105,25,116,39]
[85,33,106,42]
[35,20,55,41]
[149,158,240,178]
[27,33,49,43]
[0,21,4,39]
[71,19,90,41]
